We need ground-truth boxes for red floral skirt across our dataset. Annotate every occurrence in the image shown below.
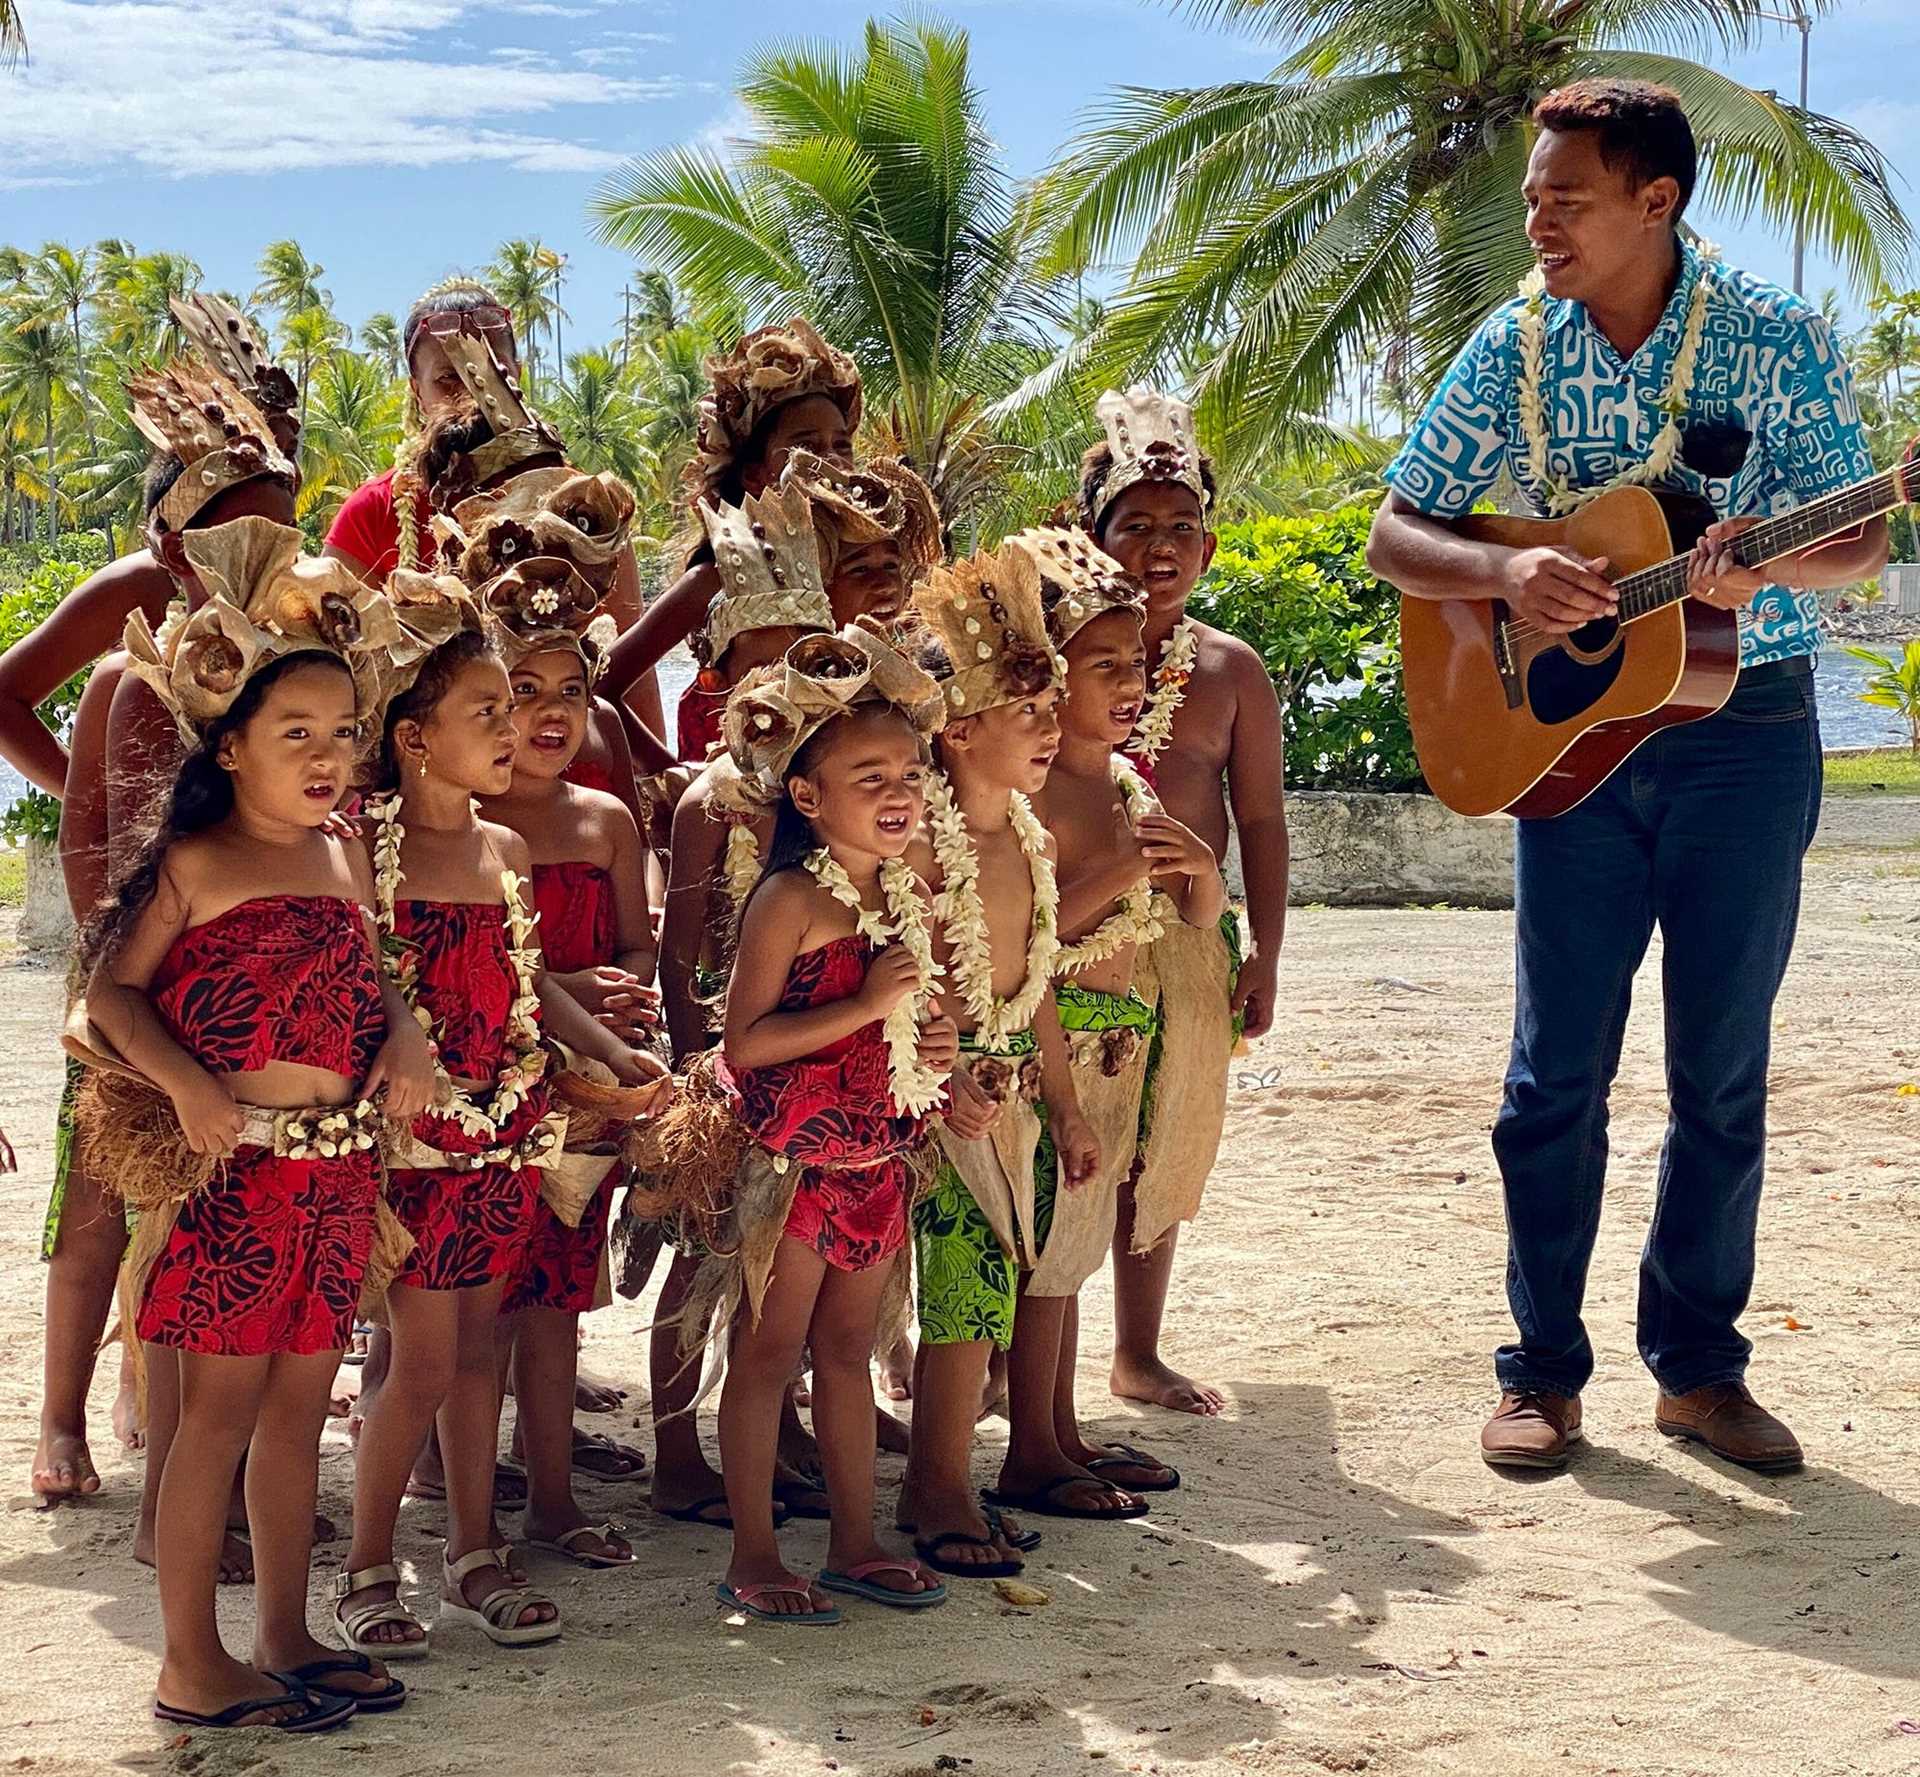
[389,1101,546,1292]
[504,1169,616,1314]
[136,1145,379,1356]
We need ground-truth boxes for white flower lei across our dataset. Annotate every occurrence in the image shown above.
[803,847,948,1116]
[722,820,762,909]
[924,770,1059,1049]
[1053,755,1173,978]
[369,795,550,1157]
[1516,243,1720,518]
[1131,617,1199,766]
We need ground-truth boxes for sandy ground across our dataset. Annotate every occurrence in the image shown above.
[1,819,1917,1777]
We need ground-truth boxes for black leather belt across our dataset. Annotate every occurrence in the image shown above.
[1739,655,1815,685]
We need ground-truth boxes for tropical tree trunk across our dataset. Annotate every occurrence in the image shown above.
[68,299,97,458]
[42,402,57,545]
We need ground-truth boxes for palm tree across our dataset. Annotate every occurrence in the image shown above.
[279,305,345,435]
[297,350,403,526]
[488,239,560,382]
[591,17,1067,527]
[23,243,99,459]
[1,0,25,68]
[0,411,39,544]
[1026,0,1911,473]
[623,269,682,361]
[98,251,200,360]
[547,350,651,486]
[252,240,332,324]
[360,311,403,379]
[0,321,77,541]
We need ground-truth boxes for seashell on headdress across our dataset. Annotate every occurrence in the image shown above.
[429,328,568,498]
[695,482,834,669]
[721,620,946,798]
[780,449,944,596]
[1090,386,1212,527]
[688,318,863,507]
[128,359,296,536]
[169,293,298,416]
[122,517,403,742]
[1001,526,1144,648]
[909,541,1066,721]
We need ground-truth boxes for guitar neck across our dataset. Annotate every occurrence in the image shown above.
[1615,468,1907,623]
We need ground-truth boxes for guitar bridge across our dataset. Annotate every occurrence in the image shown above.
[1491,606,1523,711]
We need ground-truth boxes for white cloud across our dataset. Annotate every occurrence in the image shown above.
[0,0,684,183]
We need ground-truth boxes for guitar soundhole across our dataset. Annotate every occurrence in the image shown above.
[1526,619,1625,726]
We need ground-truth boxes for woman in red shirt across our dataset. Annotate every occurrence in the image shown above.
[323,280,666,758]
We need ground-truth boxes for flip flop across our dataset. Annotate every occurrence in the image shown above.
[980,1503,1042,1552]
[1084,1442,1181,1492]
[154,1681,355,1734]
[270,1652,406,1714]
[716,1578,842,1626]
[771,1477,832,1521]
[529,1522,635,1568]
[912,1530,1023,1580]
[655,1493,791,1530]
[819,1559,947,1610]
[981,1476,1150,1521]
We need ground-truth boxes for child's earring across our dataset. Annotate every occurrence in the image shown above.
[416,750,429,779]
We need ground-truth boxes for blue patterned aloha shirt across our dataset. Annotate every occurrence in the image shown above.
[1384,242,1874,667]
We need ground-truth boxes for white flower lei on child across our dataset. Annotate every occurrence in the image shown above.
[1130,617,1199,766]
[369,795,549,1154]
[924,769,1059,1050]
[1516,243,1720,517]
[1053,755,1174,978]
[802,847,948,1116]
[722,820,762,909]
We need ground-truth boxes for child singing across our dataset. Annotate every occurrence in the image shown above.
[478,586,658,1568]
[78,519,435,1730]
[648,619,957,1622]
[336,592,664,1658]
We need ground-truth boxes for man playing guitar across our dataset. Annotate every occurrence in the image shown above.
[1367,78,1887,1472]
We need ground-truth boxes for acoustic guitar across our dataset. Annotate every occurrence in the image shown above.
[1398,446,1917,818]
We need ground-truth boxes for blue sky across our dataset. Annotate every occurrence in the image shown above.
[0,0,1915,349]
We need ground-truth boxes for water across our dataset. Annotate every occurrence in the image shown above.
[0,642,1902,822]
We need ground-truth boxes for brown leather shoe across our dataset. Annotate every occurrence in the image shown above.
[1480,1392,1582,1470]
[1655,1383,1803,1473]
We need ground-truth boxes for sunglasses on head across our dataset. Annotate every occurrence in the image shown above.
[413,306,514,346]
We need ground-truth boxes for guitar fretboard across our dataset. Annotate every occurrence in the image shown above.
[1614,468,1907,623]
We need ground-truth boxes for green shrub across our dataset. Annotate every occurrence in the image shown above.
[0,537,111,847]
[1190,506,1421,791]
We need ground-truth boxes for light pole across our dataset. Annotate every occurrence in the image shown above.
[1757,0,1813,294]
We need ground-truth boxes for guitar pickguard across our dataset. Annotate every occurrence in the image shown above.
[1522,618,1626,727]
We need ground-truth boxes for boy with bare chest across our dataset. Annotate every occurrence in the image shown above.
[1079,388,1290,1416]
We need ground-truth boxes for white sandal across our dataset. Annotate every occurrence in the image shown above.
[529,1523,635,1569]
[333,1562,431,1661]
[439,1547,562,1646]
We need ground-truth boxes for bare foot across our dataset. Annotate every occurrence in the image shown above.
[156,1653,308,1727]
[134,1524,253,1584]
[574,1374,626,1414]
[113,1361,145,1453]
[875,1405,911,1457]
[329,1362,362,1420]
[877,1333,915,1402]
[31,1430,100,1503]
[1110,1353,1225,1417]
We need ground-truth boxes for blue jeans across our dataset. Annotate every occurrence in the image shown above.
[1491,663,1822,1399]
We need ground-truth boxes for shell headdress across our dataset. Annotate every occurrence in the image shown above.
[128,359,295,536]
[1002,526,1144,648]
[722,620,946,799]
[909,542,1066,720]
[689,318,863,507]
[1090,386,1212,528]
[377,565,488,709]
[781,449,943,594]
[168,293,298,418]
[429,328,567,501]
[122,517,403,742]
[434,463,636,679]
[695,481,834,670]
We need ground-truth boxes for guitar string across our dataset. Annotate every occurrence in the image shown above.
[1499,469,1907,648]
